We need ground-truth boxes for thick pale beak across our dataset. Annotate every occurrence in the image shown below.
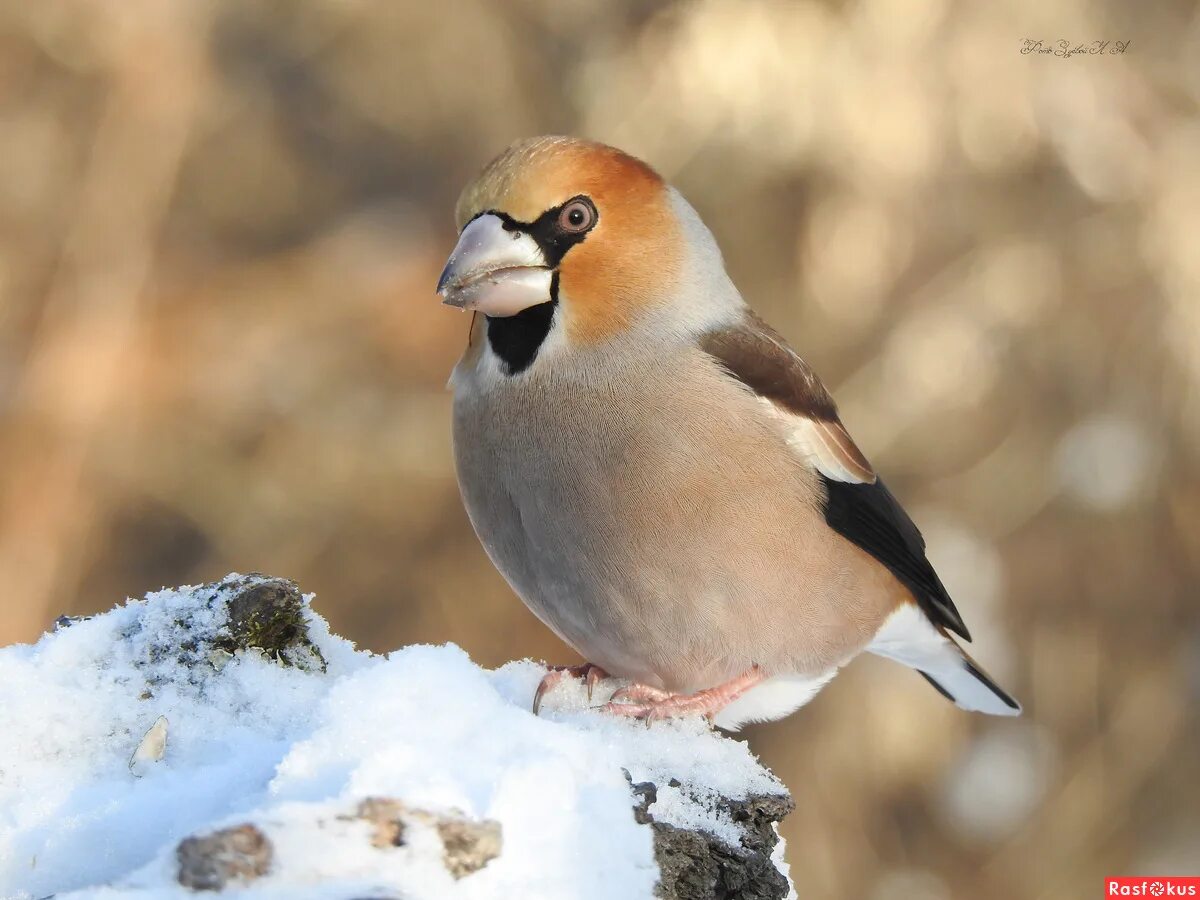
[436,214,553,316]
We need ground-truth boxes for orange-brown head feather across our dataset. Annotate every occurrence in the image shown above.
[455,136,683,346]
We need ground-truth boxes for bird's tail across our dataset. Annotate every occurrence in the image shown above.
[869,603,1021,716]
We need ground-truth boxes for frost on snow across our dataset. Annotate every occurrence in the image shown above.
[0,574,793,899]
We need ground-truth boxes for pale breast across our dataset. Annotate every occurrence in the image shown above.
[452,344,896,692]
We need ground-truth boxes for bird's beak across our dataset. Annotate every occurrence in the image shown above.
[436,214,553,317]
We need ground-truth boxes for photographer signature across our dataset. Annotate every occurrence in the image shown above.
[1022,39,1130,57]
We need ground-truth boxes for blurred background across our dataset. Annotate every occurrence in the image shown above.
[1,0,1197,896]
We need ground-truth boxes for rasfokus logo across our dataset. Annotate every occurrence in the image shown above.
[1106,878,1200,896]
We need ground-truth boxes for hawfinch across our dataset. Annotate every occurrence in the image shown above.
[437,136,1020,729]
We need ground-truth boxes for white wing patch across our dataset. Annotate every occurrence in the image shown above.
[759,399,876,484]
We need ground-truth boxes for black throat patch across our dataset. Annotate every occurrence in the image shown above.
[486,294,558,375]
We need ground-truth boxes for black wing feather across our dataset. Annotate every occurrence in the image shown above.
[821,475,972,641]
[699,311,972,642]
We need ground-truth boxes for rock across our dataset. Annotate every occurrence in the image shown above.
[356,796,409,849]
[435,814,503,879]
[645,789,794,900]
[52,613,91,631]
[629,778,659,825]
[352,797,503,879]
[176,824,273,891]
[212,574,325,670]
[111,572,326,679]
[620,767,792,898]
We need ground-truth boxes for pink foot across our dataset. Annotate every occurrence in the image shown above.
[533,663,610,715]
[602,666,764,723]
[609,683,673,705]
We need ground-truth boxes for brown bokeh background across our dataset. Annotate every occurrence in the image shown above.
[2,1,1198,897]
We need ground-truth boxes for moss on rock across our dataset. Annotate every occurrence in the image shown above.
[213,574,325,670]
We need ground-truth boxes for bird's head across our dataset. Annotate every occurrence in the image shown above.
[437,136,738,363]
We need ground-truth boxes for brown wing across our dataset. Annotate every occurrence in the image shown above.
[699,311,875,483]
[699,310,971,641]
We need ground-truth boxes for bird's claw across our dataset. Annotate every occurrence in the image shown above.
[532,663,610,715]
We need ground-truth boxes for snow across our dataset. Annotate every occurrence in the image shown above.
[0,575,789,899]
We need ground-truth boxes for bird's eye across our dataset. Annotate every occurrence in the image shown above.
[557,198,595,234]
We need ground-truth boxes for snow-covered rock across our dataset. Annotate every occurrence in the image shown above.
[0,574,794,899]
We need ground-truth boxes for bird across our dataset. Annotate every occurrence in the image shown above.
[436,136,1020,729]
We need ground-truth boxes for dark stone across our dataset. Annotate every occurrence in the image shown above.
[653,823,721,898]
[176,823,273,890]
[639,788,794,900]
[52,614,90,631]
[631,781,659,826]
[212,573,326,670]
[623,768,660,825]
[721,793,796,857]
[219,575,302,653]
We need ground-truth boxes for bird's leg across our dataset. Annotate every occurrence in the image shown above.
[602,666,764,723]
[608,683,673,704]
[532,662,611,715]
